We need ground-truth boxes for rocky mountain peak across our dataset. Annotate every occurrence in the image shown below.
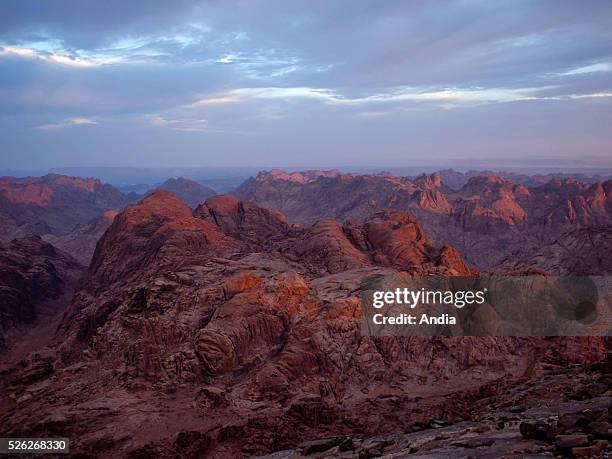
[86,190,229,290]
[195,195,292,246]
[0,174,129,241]
[414,171,442,189]
[1,171,609,458]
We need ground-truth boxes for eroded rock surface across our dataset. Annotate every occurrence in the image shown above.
[0,236,83,350]
[0,191,608,458]
[502,225,612,276]
[237,170,612,268]
[256,358,612,458]
[0,174,129,240]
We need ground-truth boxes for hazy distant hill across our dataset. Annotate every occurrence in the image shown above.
[156,177,217,208]
[0,174,129,241]
[434,168,612,190]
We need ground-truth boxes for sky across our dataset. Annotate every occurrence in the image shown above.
[0,0,611,170]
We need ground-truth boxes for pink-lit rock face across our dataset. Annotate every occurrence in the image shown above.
[0,174,102,206]
[0,174,130,244]
[0,181,55,206]
[1,188,608,458]
[237,170,612,268]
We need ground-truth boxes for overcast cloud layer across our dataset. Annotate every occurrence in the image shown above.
[1,0,611,169]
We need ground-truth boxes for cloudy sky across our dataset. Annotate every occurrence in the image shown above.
[1,0,611,169]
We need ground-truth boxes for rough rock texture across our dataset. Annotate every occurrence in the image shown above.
[157,177,217,208]
[195,194,294,248]
[293,211,471,276]
[502,225,612,276]
[0,174,129,240]
[236,170,423,226]
[0,236,83,350]
[42,210,118,265]
[236,170,612,268]
[294,219,369,273]
[255,357,612,458]
[437,168,612,190]
[0,191,607,458]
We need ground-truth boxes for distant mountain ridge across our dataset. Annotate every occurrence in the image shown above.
[157,177,217,208]
[2,170,610,270]
[236,169,612,268]
[0,174,129,240]
[434,168,612,190]
[42,210,119,265]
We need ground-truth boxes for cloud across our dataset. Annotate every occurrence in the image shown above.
[0,46,98,67]
[0,1,611,168]
[35,117,97,130]
[147,115,209,132]
[194,84,611,109]
[553,91,612,100]
[357,111,387,118]
[558,62,612,76]
[191,95,243,106]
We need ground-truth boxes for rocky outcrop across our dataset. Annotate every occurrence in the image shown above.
[42,210,118,265]
[195,194,294,248]
[236,170,612,268]
[294,219,369,273]
[502,225,612,275]
[83,190,231,293]
[257,358,612,458]
[295,209,472,275]
[1,190,607,458]
[0,236,83,349]
[0,174,129,240]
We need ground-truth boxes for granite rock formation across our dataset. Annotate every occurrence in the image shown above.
[0,190,607,458]
[236,170,612,268]
[502,225,612,276]
[0,174,129,241]
[0,236,83,350]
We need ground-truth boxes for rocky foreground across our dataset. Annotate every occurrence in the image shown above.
[0,236,83,351]
[0,190,609,458]
[258,359,612,458]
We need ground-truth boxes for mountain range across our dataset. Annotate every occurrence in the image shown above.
[0,174,129,240]
[237,169,612,268]
[0,169,610,457]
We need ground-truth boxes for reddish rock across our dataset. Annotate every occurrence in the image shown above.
[0,185,608,458]
[502,225,612,275]
[295,219,369,273]
[237,170,612,269]
[195,194,293,247]
[0,174,129,240]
